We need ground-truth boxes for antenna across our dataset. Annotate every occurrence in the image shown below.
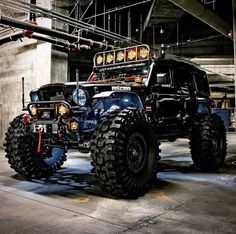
[76,68,79,105]
[160,25,166,58]
[22,77,25,109]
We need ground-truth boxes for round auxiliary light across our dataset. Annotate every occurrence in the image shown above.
[116,51,125,62]
[139,47,149,59]
[127,49,136,60]
[106,53,114,64]
[68,119,80,132]
[30,105,38,116]
[96,55,103,66]
[58,104,69,116]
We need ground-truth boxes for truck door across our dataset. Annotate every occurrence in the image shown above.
[149,62,181,130]
[175,66,196,118]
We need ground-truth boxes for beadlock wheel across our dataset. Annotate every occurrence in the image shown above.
[190,113,227,172]
[127,132,147,174]
[90,109,159,198]
[4,115,67,178]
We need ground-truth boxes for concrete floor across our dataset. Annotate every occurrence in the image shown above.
[0,134,235,234]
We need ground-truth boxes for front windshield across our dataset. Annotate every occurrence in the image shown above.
[89,66,150,83]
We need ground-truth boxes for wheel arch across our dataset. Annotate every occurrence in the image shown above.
[93,91,144,111]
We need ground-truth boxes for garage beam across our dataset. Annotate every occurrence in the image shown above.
[169,0,232,40]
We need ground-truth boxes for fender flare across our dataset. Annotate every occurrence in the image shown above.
[92,91,143,110]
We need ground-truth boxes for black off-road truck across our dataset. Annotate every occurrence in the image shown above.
[4,45,227,198]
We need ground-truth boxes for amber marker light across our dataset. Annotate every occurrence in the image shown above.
[58,104,69,116]
[106,53,114,64]
[30,105,38,116]
[138,47,149,59]
[127,49,137,61]
[96,55,103,66]
[69,119,79,132]
[135,76,143,83]
[116,51,125,62]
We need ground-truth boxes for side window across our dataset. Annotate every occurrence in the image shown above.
[176,67,193,94]
[152,63,173,88]
[194,72,210,96]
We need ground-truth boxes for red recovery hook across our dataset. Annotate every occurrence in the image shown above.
[37,130,43,154]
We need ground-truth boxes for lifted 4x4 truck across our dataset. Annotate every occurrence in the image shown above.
[4,45,227,198]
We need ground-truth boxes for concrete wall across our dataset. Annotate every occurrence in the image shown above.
[0,38,58,147]
[51,50,68,83]
[191,57,235,79]
[0,23,68,148]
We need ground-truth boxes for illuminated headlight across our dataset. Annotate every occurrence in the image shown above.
[68,119,79,132]
[72,89,87,106]
[58,104,69,116]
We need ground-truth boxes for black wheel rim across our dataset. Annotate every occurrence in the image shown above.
[212,131,223,160]
[126,132,147,173]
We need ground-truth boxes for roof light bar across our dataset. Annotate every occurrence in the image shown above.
[93,45,150,68]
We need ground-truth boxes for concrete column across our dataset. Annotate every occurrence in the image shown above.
[0,0,69,147]
[51,0,68,83]
[233,0,236,125]
[51,50,68,83]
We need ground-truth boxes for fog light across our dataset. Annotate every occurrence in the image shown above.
[69,120,79,132]
[30,105,38,116]
[58,104,69,116]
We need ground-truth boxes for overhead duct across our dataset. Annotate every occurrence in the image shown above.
[169,0,232,40]
[0,31,23,45]
[0,14,115,50]
[0,30,87,52]
[0,0,130,43]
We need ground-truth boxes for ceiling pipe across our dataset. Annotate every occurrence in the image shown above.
[169,0,232,40]
[0,31,23,45]
[0,30,88,51]
[0,14,115,50]
[0,0,129,42]
[232,0,236,126]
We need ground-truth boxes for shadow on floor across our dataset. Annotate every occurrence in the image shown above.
[6,155,235,198]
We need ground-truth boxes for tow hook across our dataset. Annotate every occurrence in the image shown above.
[37,130,43,154]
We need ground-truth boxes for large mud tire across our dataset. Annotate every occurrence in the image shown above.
[4,115,66,178]
[190,113,227,172]
[90,109,159,198]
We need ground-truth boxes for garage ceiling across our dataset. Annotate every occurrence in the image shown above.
[0,0,234,92]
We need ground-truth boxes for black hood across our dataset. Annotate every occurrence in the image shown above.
[34,81,146,104]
